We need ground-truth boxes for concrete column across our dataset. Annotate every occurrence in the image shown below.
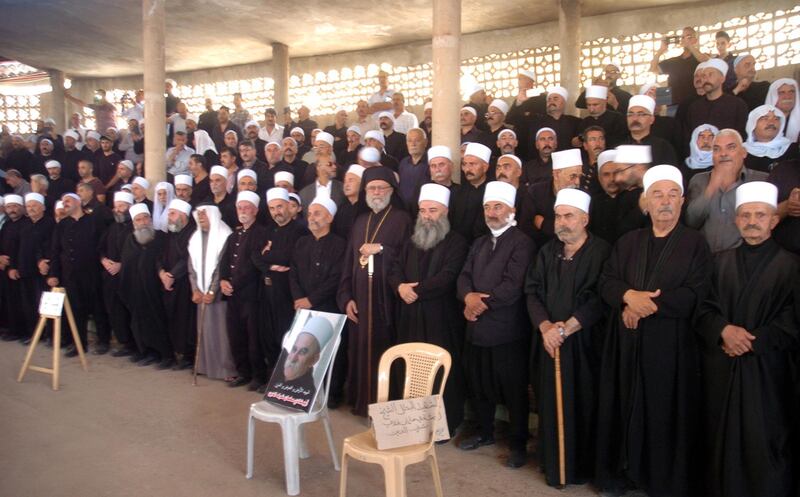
[272,42,290,113]
[558,0,581,115]
[48,70,66,132]
[432,0,462,183]
[143,0,166,185]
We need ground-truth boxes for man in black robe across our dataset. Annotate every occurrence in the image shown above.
[336,167,412,416]
[332,165,363,240]
[525,188,610,487]
[686,59,748,139]
[495,154,536,240]
[589,151,623,244]
[769,158,800,254]
[529,148,585,247]
[118,204,173,368]
[0,195,25,341]
[456,181,533,468]
[158,199,195,370]
[696,181,798,497]
[459,107,494,149]
[595,165,712,497]
[208,166,237,229]
[450,143,491,244]
[577,85,627,148]
[289,197,346,404]
[522,127,556,186]
[5,135,35,180]
[527,86,581,157]
[620,95,678,166]
[729,54,771,111]
[100,192,135,356]
[609,145,651,238]
[743,105,798,173]
[388,183,469,433]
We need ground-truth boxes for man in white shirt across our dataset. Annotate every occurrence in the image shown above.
[165,131,195,177]
[123,89,145,123]
[391,92,419,134]
[368,70,394,119]
[258,108,284,143]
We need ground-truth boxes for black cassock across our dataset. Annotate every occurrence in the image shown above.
[99,218,133,348]
[525,234,610,487]
[697,239,799,497]
[595,224,711,497]
[159,220,196,359]
[387,231,469,431]
[15,216,55,339]
[1,218,24,337]
[118,232,172,359]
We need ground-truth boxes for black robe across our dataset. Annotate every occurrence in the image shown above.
[528,113,581,157]
[768,159,800,254]
[525,234,610,487]
[578,111,628,148]
[696,239,798,497]
[595,224,711,497]
[14,216,55,337]
[589,192,620,244]
[388,231,469,431]
[529,181,557,248]
[159,220,195,358]
[685,94,748,141]
[1,217,25,337]
[99,218,133,347]
[289,232,346,313]
[190,175,211,207]
[449,181,488,244]
[744,142,799,174]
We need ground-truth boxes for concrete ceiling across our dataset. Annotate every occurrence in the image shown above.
[0,0,698,78]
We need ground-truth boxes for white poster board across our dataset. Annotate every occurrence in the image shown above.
[38,292,65,318]
[369,394,450,450]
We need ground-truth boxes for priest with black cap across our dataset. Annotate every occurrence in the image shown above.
[337,166,412,416]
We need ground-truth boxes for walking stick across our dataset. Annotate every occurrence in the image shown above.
[366,255,374,405]
[555,331,566,488]
[193,300,207,386]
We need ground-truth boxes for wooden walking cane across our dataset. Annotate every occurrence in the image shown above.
[192,300,207,386]
[555,329,566,488]
[366,254,374,406]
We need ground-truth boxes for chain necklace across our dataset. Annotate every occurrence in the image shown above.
[359,205,393,268]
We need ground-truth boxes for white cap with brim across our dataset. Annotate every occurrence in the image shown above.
[551,148,583,170]
[643,164,684,195]
[586,85,608,100]
[347,164,365,178]
[483,181,516,208]
[310,196,338,216]
[238,169,257,182]
[114,191,134,204]
[174,174,193,186]
[237,190,260,208]
[24,192,45,205]
[628,95,656,114]
[359,147,381,163]
[266,187,290,203]
[427,145,452,162]
[489,99,509,115]
[615,145,652,165]
[132,177,150,190]
[210,165,228,179]
[736,181,778,209]
[597,150,617,170]
[464,142,491,163]
[301,316,335,349]
[274,171,294,186]
[168,199,192,216]
[418,183,451,207]
[554,188,591,214]
[129,203,150,219]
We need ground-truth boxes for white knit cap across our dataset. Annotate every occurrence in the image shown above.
[237,190,260,208]
[615,145,652,165]
[114,191,134,204]
[310,196,338,216]
[547,86,569,101]
[129,203,150,219]
[290,127,305,136]
[597,150,617,170]
[237,169,257,182]
[174,174,193,186]
[118,160,134,171]
[498,129,517,140]
[464,142,491,163]
[378,111,395,123]
[132,177,150,190]
[359,146,381,163]
[347,125,362,135]
[45,160,61,170]
[551,148,583,170]
[483,181,516,208]
[364,130,386,146]
[643,164,684,195]
[735,181,778,209]
[536,127,557,140]
[554,188,591,213]
[489,99,509,115]
[24,192,45,205]
[586,85,608,100]
[628,95,656,114]
[266,187,290,203]
[418,183,451,207]
[427,145,452,162]
[210,165,228,179]
[498,154,522,169]
[274,171,294,186]
[168,198,192,216]
[347,164,366,178]
[315,131,334,146]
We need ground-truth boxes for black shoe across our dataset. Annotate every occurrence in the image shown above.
[64,345,79,358]
[506,449,527,468]
[112,347,134,358]
[129,352,146,363]
[172,357,193,371]
[156,358,176,370]
[92,343,110,355]
[256,383,269,394]
[228,377,251,388]
[459,435,495,451]
[137,355,158,367]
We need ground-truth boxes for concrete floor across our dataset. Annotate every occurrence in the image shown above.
[0,341,598,497]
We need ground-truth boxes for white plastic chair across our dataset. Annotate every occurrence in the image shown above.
[246,331,342,495]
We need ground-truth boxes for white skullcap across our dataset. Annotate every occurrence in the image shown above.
[155,181,171,192]
[734,54,751,68]
[119,160,134,171]
[24,192,45,205]
[378,111,395,123]
[597,150,617,170]
[40,138,53,145]
[347,125,362,135]
[464,81,484,97]
[643,164,684,195]
[62,192,80,202]
[694,61,707,75]
[237,190,260,208]
[498,129,517,140]
[45,160,61,169]
[423,102,433,111]
[418,183,451,207]
[174,174,193,186]
[347,164,366,178]
[210,165,228,179]
[288,192,302,205]
[364,130,386,146]
[536,127,557,139]
[132,177,150,190]
[460,106,477,117]
[554,188,591,213]
[129,203,150,219]
[427,145,452,162]
[237,169,257,182]
[266,140,282,150]
[464,142,491,163]
[301,316,335,349]
[551,148,583,170]
[547,86,568,101]
[290,127,305,136]
[266,187,290,203]
[359,146,381,163]
[44,117,56,125]
[64,130,80,141]
[274,171,294,186]
[168,198,192,216]
[615,145,652,165]
[519,69,536,81]
[736,181,778,210]
[585,85,608,100]
[705,58,729,77]
[55,200,63,210]
[498,154,522,169]
[224,129,237,136]
[483,181,516,208]
[489,99,509,115]
[628,95,656,114]
[114,191,134,204]
[87,131,102,141]
[639,83,657,95]
[121,184,133,192]
[315,131,334,146]
[244,120,259,129]
[310,196,338,216]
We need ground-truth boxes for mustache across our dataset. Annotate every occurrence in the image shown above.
[555,227,572,235]
[765,124,778,130]
[630,121,642,128]
[743,224,762,231]
[657,206,673,214]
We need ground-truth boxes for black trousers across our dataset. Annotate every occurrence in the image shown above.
[63,273,97,347]
[18,275,45,338]
[90,272,111,344]
[226,296,265,383]
[463,339,530,451]
[102,273,132,347]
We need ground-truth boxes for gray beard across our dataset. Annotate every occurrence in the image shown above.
[133,225,156,245]
[167,220,185,233]
[366,195,391,213]
[114,212,127,223]
[411,216,450,251]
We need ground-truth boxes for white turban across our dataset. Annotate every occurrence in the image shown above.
[24,192,45,205]
[237,190,260,208]
[643,164,684,195]
[237,169,257,182]
[210,165,228,179]
[114,191,134,205]
[364,130,386,146]
[551,148,583,170]
[346,164,365,178]
[310,196,338,216]
[427,145,452,162]
[766,78,800,143]
[315,131,334,146]
[129,203,150,219]
[547,86,568,101]
[274,171,294,186]
[132,177,150,190]
[174,174,193,186]
[168,198,192,216]
[483,181,516,208]
[554,188,591,214]
[628,95,656,115]
[464,142,491,163]
[418,183,451,207]
[489,99,510,115]
[586,85,608,100]
[735,181,778,209]
[266,187,290,203]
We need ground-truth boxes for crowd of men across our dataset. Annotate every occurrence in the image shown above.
[0,26,799,497]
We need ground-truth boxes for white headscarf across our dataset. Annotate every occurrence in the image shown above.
[188,205,232,293]
[685,124,719,170]
[152,182,175,232]
[765,78,800,143]
[744,104,792,159]
[193,129,217,155]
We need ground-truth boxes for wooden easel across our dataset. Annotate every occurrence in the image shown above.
[17,287,88,390]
